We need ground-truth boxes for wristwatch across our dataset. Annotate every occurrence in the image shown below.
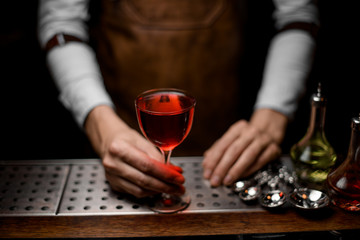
[279,22,319,39]
[44,33,83,52]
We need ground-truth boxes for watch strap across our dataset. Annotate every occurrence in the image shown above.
[44,33,84,52]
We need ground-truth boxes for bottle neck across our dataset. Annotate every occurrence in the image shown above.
[346,129,360,163]
[307,103,326,136]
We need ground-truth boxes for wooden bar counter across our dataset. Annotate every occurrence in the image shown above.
[0,157,359,238]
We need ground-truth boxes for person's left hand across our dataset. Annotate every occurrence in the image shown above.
[202,109,288,187]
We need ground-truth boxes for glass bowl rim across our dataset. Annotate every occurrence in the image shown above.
[135,88,196,115]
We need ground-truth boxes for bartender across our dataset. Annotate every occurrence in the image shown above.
[38,0,319,198]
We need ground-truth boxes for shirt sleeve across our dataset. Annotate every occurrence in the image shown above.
[38,0,115,127]
[254,0,319,119]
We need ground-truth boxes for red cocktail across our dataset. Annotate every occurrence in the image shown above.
[135,88,196,213]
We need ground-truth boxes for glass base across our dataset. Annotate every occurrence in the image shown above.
[148,193,191,214]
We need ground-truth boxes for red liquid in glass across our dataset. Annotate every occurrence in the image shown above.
[136,92,195,151]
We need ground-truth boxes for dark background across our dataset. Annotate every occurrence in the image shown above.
[0,1,358,162]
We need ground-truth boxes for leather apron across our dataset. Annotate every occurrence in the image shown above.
[95,0,247,156]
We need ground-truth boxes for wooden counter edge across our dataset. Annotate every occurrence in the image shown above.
[1,206,359,238]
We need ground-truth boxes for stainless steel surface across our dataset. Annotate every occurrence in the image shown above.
[260,190,286,208]
[289,188,330,210]
[0,157,263,216]
[58,162,151,215]
[0,164,69,216]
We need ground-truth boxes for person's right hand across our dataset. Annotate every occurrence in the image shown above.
[84,105,186,198]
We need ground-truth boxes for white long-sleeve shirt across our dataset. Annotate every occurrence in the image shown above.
[38,0,319,126]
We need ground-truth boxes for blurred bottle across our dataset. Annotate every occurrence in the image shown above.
[327,115,360,211]
[290,83,337,189]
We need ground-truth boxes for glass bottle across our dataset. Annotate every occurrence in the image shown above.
[290,83,337,189]
[327,115,360,211]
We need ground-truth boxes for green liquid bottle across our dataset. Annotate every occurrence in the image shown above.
[290,83,337,189]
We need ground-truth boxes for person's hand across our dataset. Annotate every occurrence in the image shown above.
[202,109,288,187]
[84,105,185,198]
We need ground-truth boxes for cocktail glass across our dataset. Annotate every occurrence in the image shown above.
[135,88,196,213]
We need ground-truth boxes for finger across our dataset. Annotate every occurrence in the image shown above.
[105,171,157,198]
[109,140,185,185]
[168,163,183,173]
[133,132,183,173]
[209,130,255,187]
[104,155,185,196]
[202,120,247,179]
[133,133,163,162]
[133,131,183,173]
[223,134,275,185]
[115,130,183,174]
[241,143,281,178]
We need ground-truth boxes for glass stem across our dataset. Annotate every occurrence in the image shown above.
[160,149,173,201]
[161,149,173,165]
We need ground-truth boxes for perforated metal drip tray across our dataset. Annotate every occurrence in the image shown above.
[0,157,263,216]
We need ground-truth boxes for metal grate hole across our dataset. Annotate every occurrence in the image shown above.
[0,164,69,216]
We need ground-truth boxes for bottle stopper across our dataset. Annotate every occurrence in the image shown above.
[312,82,326,106]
